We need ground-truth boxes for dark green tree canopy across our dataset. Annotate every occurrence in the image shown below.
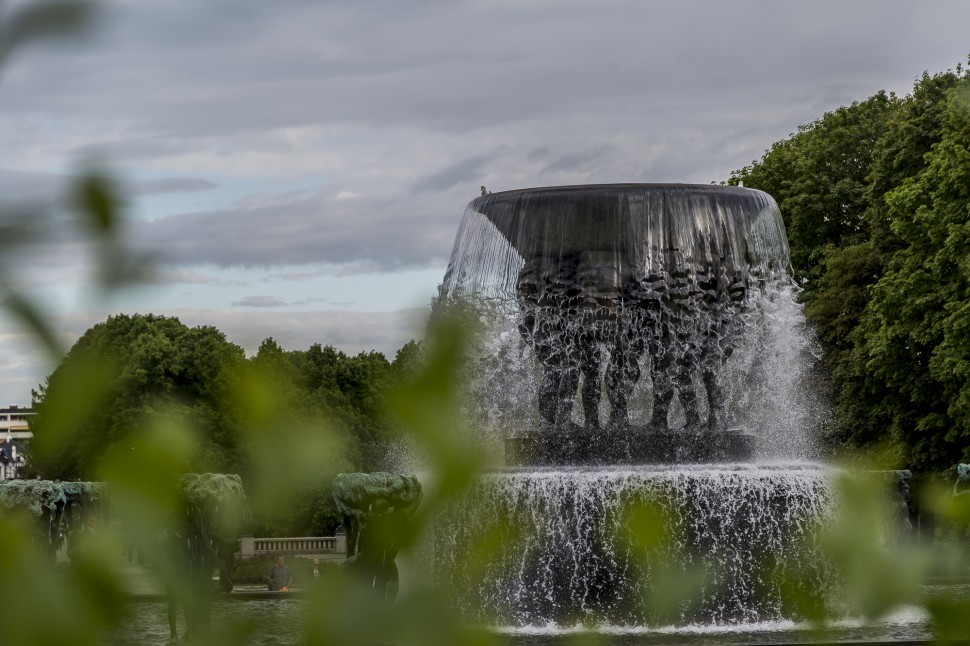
[30,313,422,537]
[731,61,970,476]
[31,314,246,478]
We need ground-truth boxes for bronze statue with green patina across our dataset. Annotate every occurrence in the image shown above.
[332,472,422,603]
[165,473,247,643]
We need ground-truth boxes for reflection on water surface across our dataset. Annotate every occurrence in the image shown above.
[109,585,970,645]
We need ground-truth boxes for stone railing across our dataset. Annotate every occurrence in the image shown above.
[239,534,346,559]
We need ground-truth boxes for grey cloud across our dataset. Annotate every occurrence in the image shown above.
[1,0,965,203]
[0,169,68,204]
[231,295,288,308]
[261,271,323,283]
[527,147,551,161]
[412,154,492,193]
[131,177,218,196]
[0,332,49,403]
[7,0,963,143]
[541,145,616,175]
[289,297,330,306]
[155,269,220,285]
[137,190,457,270]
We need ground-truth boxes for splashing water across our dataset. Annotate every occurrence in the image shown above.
[436,465,836,627]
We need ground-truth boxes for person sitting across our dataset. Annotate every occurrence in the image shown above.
[267,555,292,591]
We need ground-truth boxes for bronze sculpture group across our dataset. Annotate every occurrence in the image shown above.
[516,247,747,433]
[0,474,245,643]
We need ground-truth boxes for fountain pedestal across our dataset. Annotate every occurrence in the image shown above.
[505,429,756,466]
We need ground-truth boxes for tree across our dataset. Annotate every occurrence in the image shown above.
[730,64,970,475]
[847,79,970,472]
[730,91,895,301]
[31,314,246,478]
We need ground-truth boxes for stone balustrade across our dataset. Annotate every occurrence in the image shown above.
[239,534,346,559]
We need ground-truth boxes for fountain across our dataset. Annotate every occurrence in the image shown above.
[433,184,837,628]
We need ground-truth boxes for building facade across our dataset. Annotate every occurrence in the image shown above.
[0,405,34,480]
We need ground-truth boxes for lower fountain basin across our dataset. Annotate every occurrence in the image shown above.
[436,464,836,627]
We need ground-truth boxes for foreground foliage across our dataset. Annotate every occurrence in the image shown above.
[3,4,970,643]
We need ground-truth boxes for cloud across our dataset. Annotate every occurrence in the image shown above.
[289,297,330,306]
[412,154,493,193]
[540,144,617,176]
[131,177,218,195]
[0,169,69,205]
[154,269,222,285]
[0,332,46,398]
[231,295,288,308]
[6,0,963,174]
[135,189,457,270]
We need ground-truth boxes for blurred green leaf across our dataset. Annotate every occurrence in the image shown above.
[73,170,117,234]
[29,352,116,477]
[388,317,486,501]
[0,0,97,68]
[0,512,124,646]
[96,413,200,545]
[0,284,65,360]
[819,472,929,620]
[926,596,970,641]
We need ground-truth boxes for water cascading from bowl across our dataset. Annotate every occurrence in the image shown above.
[437,184,821,463]
[432,184,835,629]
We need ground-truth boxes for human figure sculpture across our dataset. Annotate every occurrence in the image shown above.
[0,479,80,563]
[166,473,246,643]
[614,263,664,429]
[517,256,578,429]
[514,241,750,434]
[331,472,422,603]
[60,481,106,563]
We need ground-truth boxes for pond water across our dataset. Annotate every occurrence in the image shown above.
[109,598,304,645]
[108,585,968,645]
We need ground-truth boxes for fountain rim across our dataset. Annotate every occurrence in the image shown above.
[477,183,768,199]
[482,461,836,475]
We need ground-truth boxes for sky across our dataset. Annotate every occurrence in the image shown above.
[1,0,970,405]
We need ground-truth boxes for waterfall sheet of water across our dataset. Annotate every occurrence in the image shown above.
[438,184,823,457]
[436,464,836,627]
[442,185,789,299]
